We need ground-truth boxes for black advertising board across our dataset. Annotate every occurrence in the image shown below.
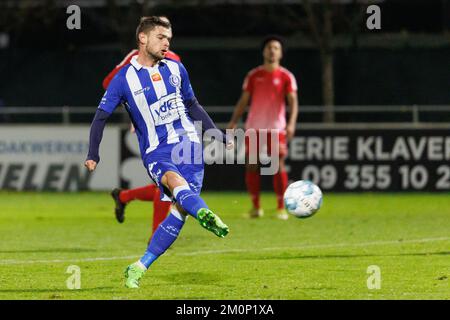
[121,128,450,192]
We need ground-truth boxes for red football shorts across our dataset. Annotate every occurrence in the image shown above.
[244,129,288,158]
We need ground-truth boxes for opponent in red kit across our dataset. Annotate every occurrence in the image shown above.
[104,19,181,236]
[228,35,299,220]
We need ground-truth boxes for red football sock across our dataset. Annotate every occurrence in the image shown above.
[152,188,171,234]
[273,171,288,209]
[119,185,156,204]
[245,171,261,209]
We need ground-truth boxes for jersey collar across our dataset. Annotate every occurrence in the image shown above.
[130,56,167,71]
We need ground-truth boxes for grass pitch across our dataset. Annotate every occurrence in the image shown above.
[0,191,449,300]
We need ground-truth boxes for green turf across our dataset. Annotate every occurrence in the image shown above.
[0,191,449,300]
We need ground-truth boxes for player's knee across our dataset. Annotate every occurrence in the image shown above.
[162,171,187,191]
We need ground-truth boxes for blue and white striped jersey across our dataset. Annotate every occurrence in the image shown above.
[99,56,200,158]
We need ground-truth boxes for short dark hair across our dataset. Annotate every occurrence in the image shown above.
[261,35,285,53]
[136,16,171,45]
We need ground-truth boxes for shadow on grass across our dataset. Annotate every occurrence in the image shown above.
[239,251,450,260]
[0,248,97,254]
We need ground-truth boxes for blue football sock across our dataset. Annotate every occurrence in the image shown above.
[173,185,208,218]
[139,210,186,269]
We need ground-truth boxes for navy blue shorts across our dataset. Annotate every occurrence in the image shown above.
[143,140,204,202]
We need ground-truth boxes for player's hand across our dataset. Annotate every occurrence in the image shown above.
[84,160,97,172]
[286,124,296,141]
[226,140,235,150]
[130,123,135,133]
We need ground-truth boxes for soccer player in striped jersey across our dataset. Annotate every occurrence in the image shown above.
[228,35,299,220]
[85,16,230,288]
[104,17,181,237]
[105,49,180,237]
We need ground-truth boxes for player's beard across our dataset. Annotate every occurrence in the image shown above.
[145,45,164,62]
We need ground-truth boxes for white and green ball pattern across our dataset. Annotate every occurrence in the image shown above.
[283,180,323,218]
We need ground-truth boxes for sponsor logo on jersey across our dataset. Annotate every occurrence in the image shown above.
[133,86,151,96]
[151,73,162,82]
[149,92,184,125]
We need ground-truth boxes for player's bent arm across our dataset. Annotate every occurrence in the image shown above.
[228,91,250,128]
[186,97,228,145]
[89,72,124,170]
[286,91,299,139]
[86,108,111,168]
[178,63,232,148]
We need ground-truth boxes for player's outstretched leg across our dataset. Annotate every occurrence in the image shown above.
[173,185,229,238]
[125,209,185,288]
[152,188,171,233]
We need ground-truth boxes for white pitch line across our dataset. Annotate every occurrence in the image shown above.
[0,255,141,265]
[0,236,449,266]
[176,236,450,256]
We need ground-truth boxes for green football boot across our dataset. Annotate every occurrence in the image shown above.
[124,263,146,289]
[197,208,229,238]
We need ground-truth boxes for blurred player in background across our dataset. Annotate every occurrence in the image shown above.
[103,16,180,239]
[228,35,298,220]
[85,16,230,288]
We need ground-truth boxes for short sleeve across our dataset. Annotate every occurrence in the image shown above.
[179,63,195,101]
[284,71,298,93]
[98,74,124,114]
[242,71,254,93]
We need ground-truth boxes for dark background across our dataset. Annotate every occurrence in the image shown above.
[0,0,449,108]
